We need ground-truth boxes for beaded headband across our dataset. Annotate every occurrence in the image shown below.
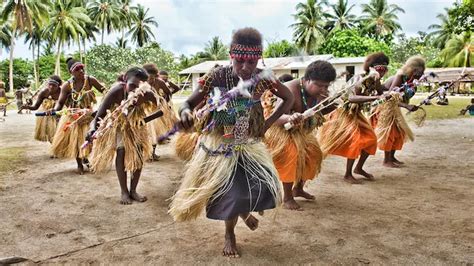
[48,79,60,86]
[69,62,85,72]
[229,44,263,60]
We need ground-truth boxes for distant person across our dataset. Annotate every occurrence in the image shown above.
[460,98,474,116]
[278,73,294,83]
[15,87,24,114]
[0,81,9,117]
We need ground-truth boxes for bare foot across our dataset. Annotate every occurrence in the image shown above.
[240,214,258,231]
[130,191,147,202]
[120,192,133,205]
[344,175,363,184]
[77,165,84,175]
[150,154,160,162]
[353,168,375,181]
[282,198,302,210]
[393,158,405,165]
[383,161,400,168]
[292,188,315,201]
[223,233,239,258]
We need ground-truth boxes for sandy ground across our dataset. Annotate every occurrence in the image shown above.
[0,111,473,265]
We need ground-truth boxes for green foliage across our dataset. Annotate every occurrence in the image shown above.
[290,0,328,54]
[359,0,405,44]
[319,29,391,57]
[85,43,179,86]
[448,1,473,34]
[440,32,473,67]
[390,33,442,68]
[264,40,299,58]
[37,54,70,81]
[0,59,33,91]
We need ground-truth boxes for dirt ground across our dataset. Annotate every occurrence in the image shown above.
[0,111,473,265]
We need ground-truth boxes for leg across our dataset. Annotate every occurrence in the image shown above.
[292,181,315,200]
[223,217,239,258]
[354,150,375,181]
[150,145,160,161]
[239,212,258,231]
[391,150,404,165]
[344,158,362,184]
[116,148,132,205]
[75,157,84,175]
[383,150,399,168]
[282,182,301,210]
[130,168,147,202]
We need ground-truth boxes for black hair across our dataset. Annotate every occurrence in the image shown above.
[364,52,390,72]
[278,73,294,83]
[66,57,83,72]
[304,60,337,82]
[159,70,169,76]
[125,67,149,81]
[231,27,263,46]
[143,63,159,75]
[49,75,63,85]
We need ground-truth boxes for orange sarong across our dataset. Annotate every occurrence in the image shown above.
[371,114,404,151]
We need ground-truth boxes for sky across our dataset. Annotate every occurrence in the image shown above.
[1,0,455,60]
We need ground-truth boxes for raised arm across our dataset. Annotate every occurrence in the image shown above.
[264,81,294,131]
[23,90,48,110]
[89,76,106,93]
[167,81,181,94]
[53,82,71,111]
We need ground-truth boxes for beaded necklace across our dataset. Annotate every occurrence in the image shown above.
[69,76,90,106]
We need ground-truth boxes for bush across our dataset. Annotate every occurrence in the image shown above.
[0,59,33,92]
[319,30,391,57]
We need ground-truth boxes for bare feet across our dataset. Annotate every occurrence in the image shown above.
[149,154,160,162]
[120,192,133,205]
[393,158,405,165]
[344,175,363,184]
[130,191,147,202]
[353,168,375,181]
[223,233,239,258]
[283,198,302,210]
[383,161,400,168]
[292,187,315,201]
[240,214,258,231]
[77,165,84,175]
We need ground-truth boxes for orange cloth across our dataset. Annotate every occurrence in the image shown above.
[370,115,405,151]
[271,137,320,183]
[319,108,377,160]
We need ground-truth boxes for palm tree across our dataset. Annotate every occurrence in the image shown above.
[1,0,50,92]
[440,32,473,67]
[0,22,12,57]
[427,8,456,49]
[325,0,357,33]
[128,4,158,47]
[360,0,404,41]
[117,0,137,40]
[24,25,43,87]
[290,0,328,54]
[46,0,91,75]
[115,36,128,48]
[87,0,122,44]
[202,36,228,60]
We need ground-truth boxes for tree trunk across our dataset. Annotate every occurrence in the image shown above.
[8,29,16,92]
[83,38,87,65]
[32,42,39,89]
[37,39,40,83]
[101,22,105,45]
[78,39,83,62]
[55,40,62,76]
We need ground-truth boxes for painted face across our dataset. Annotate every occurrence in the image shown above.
[126,76,142,92]
[305,79,331,98]
[373,65,388,78]
[232,57,258,80]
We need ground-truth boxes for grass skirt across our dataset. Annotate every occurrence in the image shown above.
[175,132,200,161]
[90,106,151,173]
[318,106,377,160]
[161,98,178,131]
[370,96,414,151]
[50,111,93,159]
[34,99,57,143]
[169,133,282,221]
[265,125,322,184]
[145,104,168,145]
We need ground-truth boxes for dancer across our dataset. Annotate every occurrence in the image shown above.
[264,60,336,210]
[460,98,474,116]
[143,63,171,160]
[169,28,293,258]
[88,67,158,204]
[158,70,180,138]
[318,52,391,184]
[50,57,105,174]
[372,56,425,167]
[22,76,63,143]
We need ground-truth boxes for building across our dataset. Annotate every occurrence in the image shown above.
[179,54,366,90]
[425,67,474,94]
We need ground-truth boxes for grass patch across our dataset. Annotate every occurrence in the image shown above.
[0,146,26,175]
[410,96,473,120]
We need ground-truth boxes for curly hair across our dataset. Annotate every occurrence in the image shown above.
[231,27,263,46]
[363,52,390,72]
[304,60,337,82]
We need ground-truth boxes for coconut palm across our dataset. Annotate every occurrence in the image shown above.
[290,0,328,54]
[440,32,473,67]
[202,36,228,61]
[46,0,91,75]
[325,0,357,33]
[24,25,43,87]
[128,4,158,47]
[360,0,404,41]
[87,0,122,44]
[427,8,456,50]
[0,22,12,57]
[117,0,137,40]
[1,0,50,92]
[115,36,128,48]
